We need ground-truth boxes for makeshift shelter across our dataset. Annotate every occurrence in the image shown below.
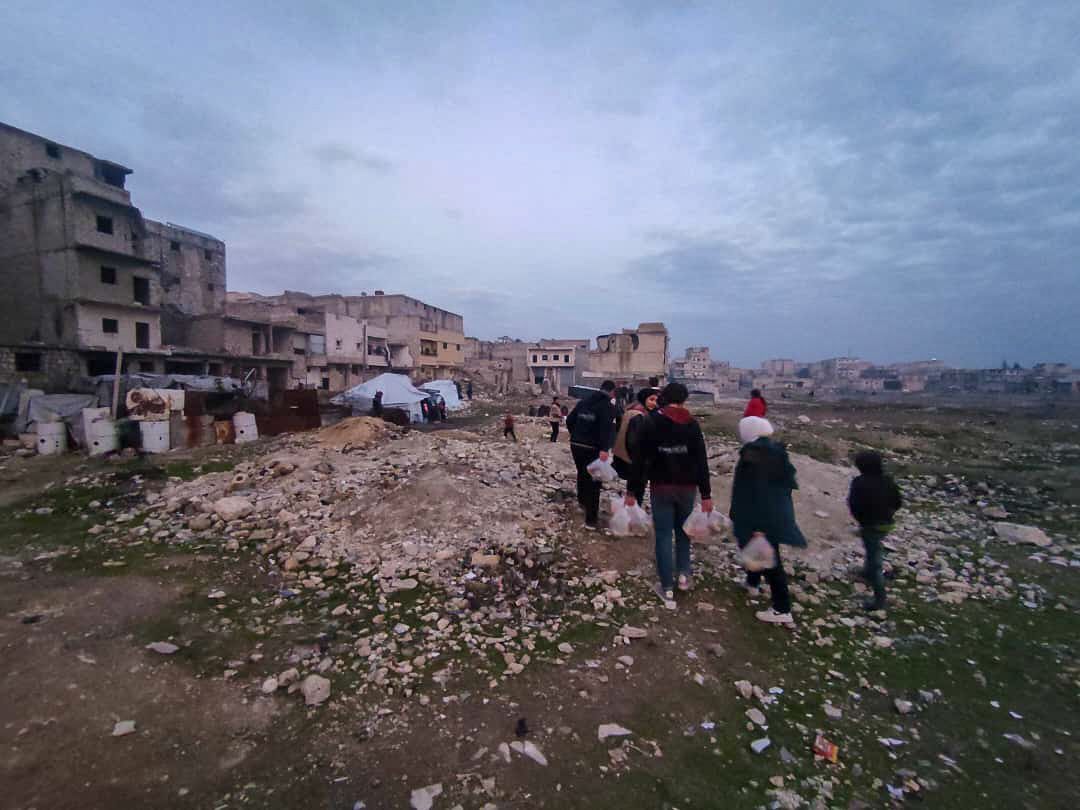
[332,373,429,423]
[422,379,464,410]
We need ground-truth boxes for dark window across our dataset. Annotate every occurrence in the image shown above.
[542,354,548,361]
[321,377,330,390]
[138,361,154,372]
[45,143,61,159]
[102,318,118,334]
[351,365,360,374]
[15,352,42,372]
[170,240,180,251]
[133,276,150,305]
[293,348,305,355]
[208,363,223,376]
[532,354,538,363]
[204,249,213,260]
[457,344,461,351]
[99,163,125,188]
[96,216,113,234]
[443,342,448,349]
[100,266,117,284]
[206,283,214,291]
[564,354,570,362]
[135,321,150,349]
[335,339,342,349]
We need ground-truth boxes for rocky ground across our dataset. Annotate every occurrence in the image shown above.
[0,397,1077,809]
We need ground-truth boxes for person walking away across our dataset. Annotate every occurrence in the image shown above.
[549,397,563,443]
[565,380,617,530]
[848,450,902,611]
[627,383,711,604]
[439,398,448,421]
[730,416,806,624]
[613,387,659,503]
[744,388,768,418]
[371,390,383,418]
[466,381,473,400]
[503,412,517,442]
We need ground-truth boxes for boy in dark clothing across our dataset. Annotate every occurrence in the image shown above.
[549,397,562,443]
[503,413,517,442]
[628,383,712,603]
[566,380,617,530]
[848,450,902,611]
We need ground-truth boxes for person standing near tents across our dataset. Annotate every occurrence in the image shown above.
[371,390,383,418]
[730,416,805,624]
[549,397,563,443]
[466,381,473,400]
[566,381,617,530]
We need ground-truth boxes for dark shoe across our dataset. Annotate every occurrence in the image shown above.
[862,598,886,612]
[583,521,598,532]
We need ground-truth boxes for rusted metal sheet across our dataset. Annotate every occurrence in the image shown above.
[256,389,321,436]
[214,420,236,445]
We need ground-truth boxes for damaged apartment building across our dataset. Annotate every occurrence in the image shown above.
[0,121,279,390]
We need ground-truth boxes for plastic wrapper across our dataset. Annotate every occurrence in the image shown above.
[739,532,778,572]
[708,511,732,536]
[627,504,652,536]
[609,506,633,537]
[682,509,711,539]
[813,734,839,763]
[586,457,618,482]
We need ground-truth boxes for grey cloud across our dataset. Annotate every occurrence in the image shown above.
[312,143,395,174]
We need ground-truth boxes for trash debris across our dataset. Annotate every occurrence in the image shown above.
[812,735,839,763]
[598,723,633,741]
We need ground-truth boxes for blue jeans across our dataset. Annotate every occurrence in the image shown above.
[651,489,696,590]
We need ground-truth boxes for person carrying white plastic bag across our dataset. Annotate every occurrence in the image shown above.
[586,456,618,482]
[730,416,806,625]
[624,383,713,605]
[565,381,619,531]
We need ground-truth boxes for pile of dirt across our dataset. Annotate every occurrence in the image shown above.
[316,416,394,449]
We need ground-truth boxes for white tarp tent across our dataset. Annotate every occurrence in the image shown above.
[422,379,464,410]
[332,373,429,423]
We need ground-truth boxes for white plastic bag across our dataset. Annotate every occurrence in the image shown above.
[609,505,633,537]
[627,504,652,536]
[739,532,778,572]
[586,457,618,482]
[682,509,711,539]
[708,511,732,536]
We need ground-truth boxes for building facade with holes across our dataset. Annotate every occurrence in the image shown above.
[0,121,228,389]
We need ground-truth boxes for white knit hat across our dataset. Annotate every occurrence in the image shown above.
[738,416,774,445]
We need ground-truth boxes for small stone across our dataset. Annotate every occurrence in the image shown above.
[510,740,548,766]
[734,680,754,699]
[212,496,254,522]
[112,720,136,737]
[617,655,634,667]
[824,704,842,720]
[750,737,771,754]
[620,625,648,639]
[557,642,574,655]
[261,677,279,693]
[598,723,633,741]
[872,636,894,648]
[894,698,914,715]
[746,708,767,727]
[993,522,1051,547]
[301,674,331,706]
[146,641,179,655]
[410,782,443,810]
[471,552,500,568]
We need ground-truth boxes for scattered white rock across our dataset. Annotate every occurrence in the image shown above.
[745,708,767,727]
[993,522,1051,547]
[146,641,179,655]
[894,698,914,714]
[510,740,548,766]
[212,496,254,522]
[750,737,771,754]
[620,625,648,639]
[598,723,633,741]
[112,720,136,737]
[301,674,331,706]
[261,677,279,694]
[410,782,443,810]
[734,680,754,699]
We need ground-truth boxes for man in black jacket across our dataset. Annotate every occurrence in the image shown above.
[847,450,902,611]
[566,381,617,530]
[628,383,713,603]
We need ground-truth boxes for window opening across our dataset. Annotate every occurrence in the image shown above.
[102,318,119,334]
[133,276,150,305]
[45,143,60,159]
[96,216,113,234]
[15,353,42,372]
[135,322,150,349]
[100,266,117,284]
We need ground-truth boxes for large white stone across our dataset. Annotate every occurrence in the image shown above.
[212,496,254,522]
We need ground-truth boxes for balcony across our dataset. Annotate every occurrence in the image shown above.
[70,174,133,207]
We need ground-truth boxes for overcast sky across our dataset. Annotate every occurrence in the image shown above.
[3,1,1078,367]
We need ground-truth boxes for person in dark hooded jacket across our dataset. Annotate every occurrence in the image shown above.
[565,381,617,529]
[848,450,902,611]
[629,383,712,604]
[730,416,805,624]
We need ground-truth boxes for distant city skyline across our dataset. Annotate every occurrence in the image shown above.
[4,2,1078,369]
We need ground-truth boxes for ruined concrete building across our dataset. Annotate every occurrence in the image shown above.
[584,322,668,385]
[671,346,712,380]
[527,339,590,393]
[0,122,237,388]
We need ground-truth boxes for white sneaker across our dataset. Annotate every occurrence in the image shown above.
[652,582,676,609]
[677,574,693,592]
[755,608,794,624]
